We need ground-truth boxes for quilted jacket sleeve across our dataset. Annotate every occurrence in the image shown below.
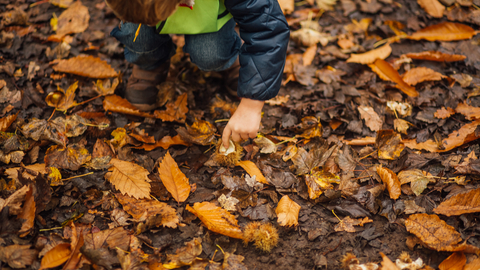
[224,0,290,100]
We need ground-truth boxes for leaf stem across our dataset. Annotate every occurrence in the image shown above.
[62,172,94,181]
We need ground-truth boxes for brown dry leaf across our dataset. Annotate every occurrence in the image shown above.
[154,93,188,123]
[265,95,290,106]
[334,216,373,232]
[404,51,466,62]
[39,243,72,270]
[369,59,419,97]
[358,105,382,132]
[402,67,445,86]
[52,1,89,38]
[21,118,66,146]
[158,151,190,203]
[45,81,78,111]
[83,227,130,251]
[403,119,480,152]
[379,252,399,270]
[0,185,28,215]
[103,95,154,118]
[236,160,268,184]
[398,169,432,196]
[394,118,410,134]
[186,201,244,239]
[417,0,445,18]
[438,252,466,270]
[254,136,277,154]
[434,107,455,119]
[0,112,18,132]
[305,169,340,199]
[376,130,405,160]
[346,43,392,64]
[377,165,401,200]
[163,238,202,269]
[116,193,179,228]
[455,102,480,120]
[0,245,38,269]
[52,55,118,78]
[290,28,332,47]
[434,187,480,216]
[408,22,475,41]
[44,144,91,171]
[18,186,35,237]
[275,195,300,227]
[176,120,216,145]
[133,135,190,151]
[405,213,462,251]
[105,158,151,199]
[345,136,376,145]
[94,78,119,96]
[464,258,480,270]
[278,0,294,14]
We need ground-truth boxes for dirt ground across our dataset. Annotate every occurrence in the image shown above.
[1,0,480,269]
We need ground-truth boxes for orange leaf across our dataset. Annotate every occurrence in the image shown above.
[275,195,300,227]
[346,43,392,64]
[379,252,399,270]
[56,81,78,111]
[438,252,466,270]
[133,135,190,151]
[186,201,244,239]
[236,160,268,184]
[369,59,419,97]
[105,158,151,199]
[39,243,71,270]
[334,216,373,233]
[405,213,462,251]
[344,136,376,145]
[158,151,190,203]
[18,186,35,237]
[176,120,217,145]
[405,51,466,62]
[51,55,118,78]
[434,187,480,216]
[403,119,480,152]
[0,112,18,132]
[302,44,317,66]
[402,67,445,86]
[376,165,401,199]
[464,258,480,270]
[417,0,445,18]
[116,193,179,228]
[103,95,154,118]
[408,22,475,41]
[434,107,455,119]
[358,105,382,132]
[154,93,188,123]
[455,102,480,120]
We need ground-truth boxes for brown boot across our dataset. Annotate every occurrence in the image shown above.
[125,61,170,111]
[223,58,240,97]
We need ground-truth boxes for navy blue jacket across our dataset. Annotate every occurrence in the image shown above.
[225,0,290,100]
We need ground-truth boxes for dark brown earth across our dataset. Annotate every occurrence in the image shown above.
[1,0,480,269]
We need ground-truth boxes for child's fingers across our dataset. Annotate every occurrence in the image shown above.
[222,126,232,148]
[240,133,250,140]
[231,132,242,143]
[249,132,257,139]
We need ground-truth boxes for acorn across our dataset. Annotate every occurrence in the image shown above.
[212,139,243,167]
[243,222,279,252]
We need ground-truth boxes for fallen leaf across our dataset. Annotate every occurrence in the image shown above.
[438,252,466,270]
[434,107,455,119]
[405,213,462,251]
[163,238,202,269]
[103,94,154,118]
[417,0,445,18]
[265,95,290,106]
[49,0,74,8]
[83,227,130,251]
[133,135,190,151]
[186,201,244,239]
[434,187,480,216]
[377,165,401,200]
[302,45,317,66]
[394,118,410,134]
[0,245,38,268]
[236,160,268,184]
[52,55,118,78]
[402,67,445,86]
[94,78,119,96]
[158,151,190,203]
[21,118,66,146]
[276,195,300,227]
[404,51,466,62]
[369,59,419,97]
[154,93,188,123]
[345,136,376,145]
[376,130,405,160]
[44,144,91,171]
[39,243,71,270]
[297,116,323,138]
[305,169,340,199]
[291,28,332,47]
[176,120,216,145]
[105,158,151,199]
[0,185,29,215]
[334,216,373,232]
[0,112,18,132]
[358,105,382,131]
[464,258,480,270]
[290,141,336,175]
[398,169,432,196]
[254,136,277,154]
[379,252,399,270]
[116,193,179,228]
[408,22,475,41]
[278,0,294,14]
[455,102,480,120]
[347,43,392,64]
[18,186,35,237]
[316,0,337,10]
[52,1,89,38]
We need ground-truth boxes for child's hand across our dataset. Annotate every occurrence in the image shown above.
[222,98,264,148]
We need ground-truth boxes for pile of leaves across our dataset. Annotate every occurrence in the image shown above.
[1,0,480,269]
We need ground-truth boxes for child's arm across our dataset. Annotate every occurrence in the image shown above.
[222,98,264,148]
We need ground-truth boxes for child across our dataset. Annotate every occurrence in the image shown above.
[106,0,290,148]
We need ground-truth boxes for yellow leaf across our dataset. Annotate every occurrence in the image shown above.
[186,201,243,239]
[163,238,202,269]
[347,43,392,64]
[39,243,71,270]
[48,167,63,186]
[408,22,475,41]
[334,216,373,232]
[236,160,268,184]
[105,158,151,199]
[275,195,300,227]
[417,0,445,18]
[158,151,190,203]
[377,165,401,200]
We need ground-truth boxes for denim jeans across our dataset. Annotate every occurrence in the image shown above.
[110,18,241,71]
